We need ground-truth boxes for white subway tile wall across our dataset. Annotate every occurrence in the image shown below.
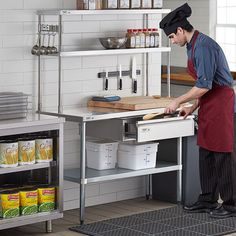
[0,0,210,210]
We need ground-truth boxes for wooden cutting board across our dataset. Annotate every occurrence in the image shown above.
[87,96,175,111]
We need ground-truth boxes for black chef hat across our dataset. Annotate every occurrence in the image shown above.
[160,3,192,36]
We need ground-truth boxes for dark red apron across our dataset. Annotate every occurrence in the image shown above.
[187,31,234,152]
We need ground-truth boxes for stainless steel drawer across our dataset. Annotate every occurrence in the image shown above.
[86,115,194,142]
[136,116,194,142]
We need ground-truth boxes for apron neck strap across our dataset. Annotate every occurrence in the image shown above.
[191,30,199,60]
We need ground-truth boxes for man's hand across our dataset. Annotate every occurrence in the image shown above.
[164,100,180,114]
[179,107,193,119]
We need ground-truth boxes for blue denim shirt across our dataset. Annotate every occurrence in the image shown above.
[187,33,233,89]
[187,32,236,112]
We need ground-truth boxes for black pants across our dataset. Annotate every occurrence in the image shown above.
[198,114,236,211]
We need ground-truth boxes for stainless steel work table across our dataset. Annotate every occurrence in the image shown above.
[40,106,195,225]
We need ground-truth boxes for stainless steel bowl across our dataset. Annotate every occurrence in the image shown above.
[99,37,127,49]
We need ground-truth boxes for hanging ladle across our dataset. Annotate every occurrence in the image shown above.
[46,31,52,55]
[50,31,58,54]
[39,33,47,55]
[31,33,39,55]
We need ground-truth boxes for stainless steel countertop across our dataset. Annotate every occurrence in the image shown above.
[39,106,166,122]
[0,113,65,130]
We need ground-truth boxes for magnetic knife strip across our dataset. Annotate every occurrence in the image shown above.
[97,69,141,78]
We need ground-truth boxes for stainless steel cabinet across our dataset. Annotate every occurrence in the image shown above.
[0,115,64,232]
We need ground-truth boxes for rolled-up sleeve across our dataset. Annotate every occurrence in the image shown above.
[194,45,217,89]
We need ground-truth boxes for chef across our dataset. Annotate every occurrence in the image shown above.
[160,3,236,218]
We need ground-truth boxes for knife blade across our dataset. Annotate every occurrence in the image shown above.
[131,56,137,93]
[104,70,108,90]
[118,64,122,90]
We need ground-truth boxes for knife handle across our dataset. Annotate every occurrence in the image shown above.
[133,80,137,93]
[119,78,122,90]
[105,78,108,90]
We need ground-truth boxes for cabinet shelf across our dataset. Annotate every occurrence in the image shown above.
[0,115,64,231]
[0,161,56,175]
[0,211,62,230]
[64,161,181,184]
[37,9,171,16]
[56,47,171,57]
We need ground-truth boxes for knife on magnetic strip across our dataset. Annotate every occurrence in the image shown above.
[131,56,137,93]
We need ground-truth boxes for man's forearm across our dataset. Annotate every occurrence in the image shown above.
[175,86,208,106]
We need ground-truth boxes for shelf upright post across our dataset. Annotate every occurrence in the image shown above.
[145,13,149,96]
[58,15,63,114]
[38,14,42,112]
[167,39,171,97]
[79,121,86,225]
[176,137,182,202]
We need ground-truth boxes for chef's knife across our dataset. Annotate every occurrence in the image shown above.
[131,56,137,93]
[104,70,108,90]
[119,64,122,90]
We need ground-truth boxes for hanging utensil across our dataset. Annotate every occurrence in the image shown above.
[39,33,47,55]
[131,56,137,93]
[118,64,122,90]
[31,33,39,55]
[50,29,58,54]
[46,31,52,55]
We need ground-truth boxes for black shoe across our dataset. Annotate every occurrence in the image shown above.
[210,206,236,219]
[183,201,220,213]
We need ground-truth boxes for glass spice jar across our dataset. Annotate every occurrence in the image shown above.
[141,0,152,8]
[130,0,141,9]
[118,0,130,9]
[152,0,162,9]
[102,0,118,9]
[76,0,84,9]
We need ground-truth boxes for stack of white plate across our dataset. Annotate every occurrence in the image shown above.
[0,92,29,120]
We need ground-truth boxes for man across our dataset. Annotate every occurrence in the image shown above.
[159,3,236,218]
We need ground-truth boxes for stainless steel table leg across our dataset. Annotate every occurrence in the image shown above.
[177,137,182,202]
[80,121,86,225]
[145,175,151,200]
[46,220,52,233]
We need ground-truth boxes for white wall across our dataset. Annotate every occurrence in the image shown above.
[0,0,166,210]
[162,0,210,68]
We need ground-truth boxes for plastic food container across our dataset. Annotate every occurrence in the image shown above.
[86,139,118,170]
[118,142,158,170]
[35,138,53,163]
[0,142,18,168]
[18,140,35,165]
